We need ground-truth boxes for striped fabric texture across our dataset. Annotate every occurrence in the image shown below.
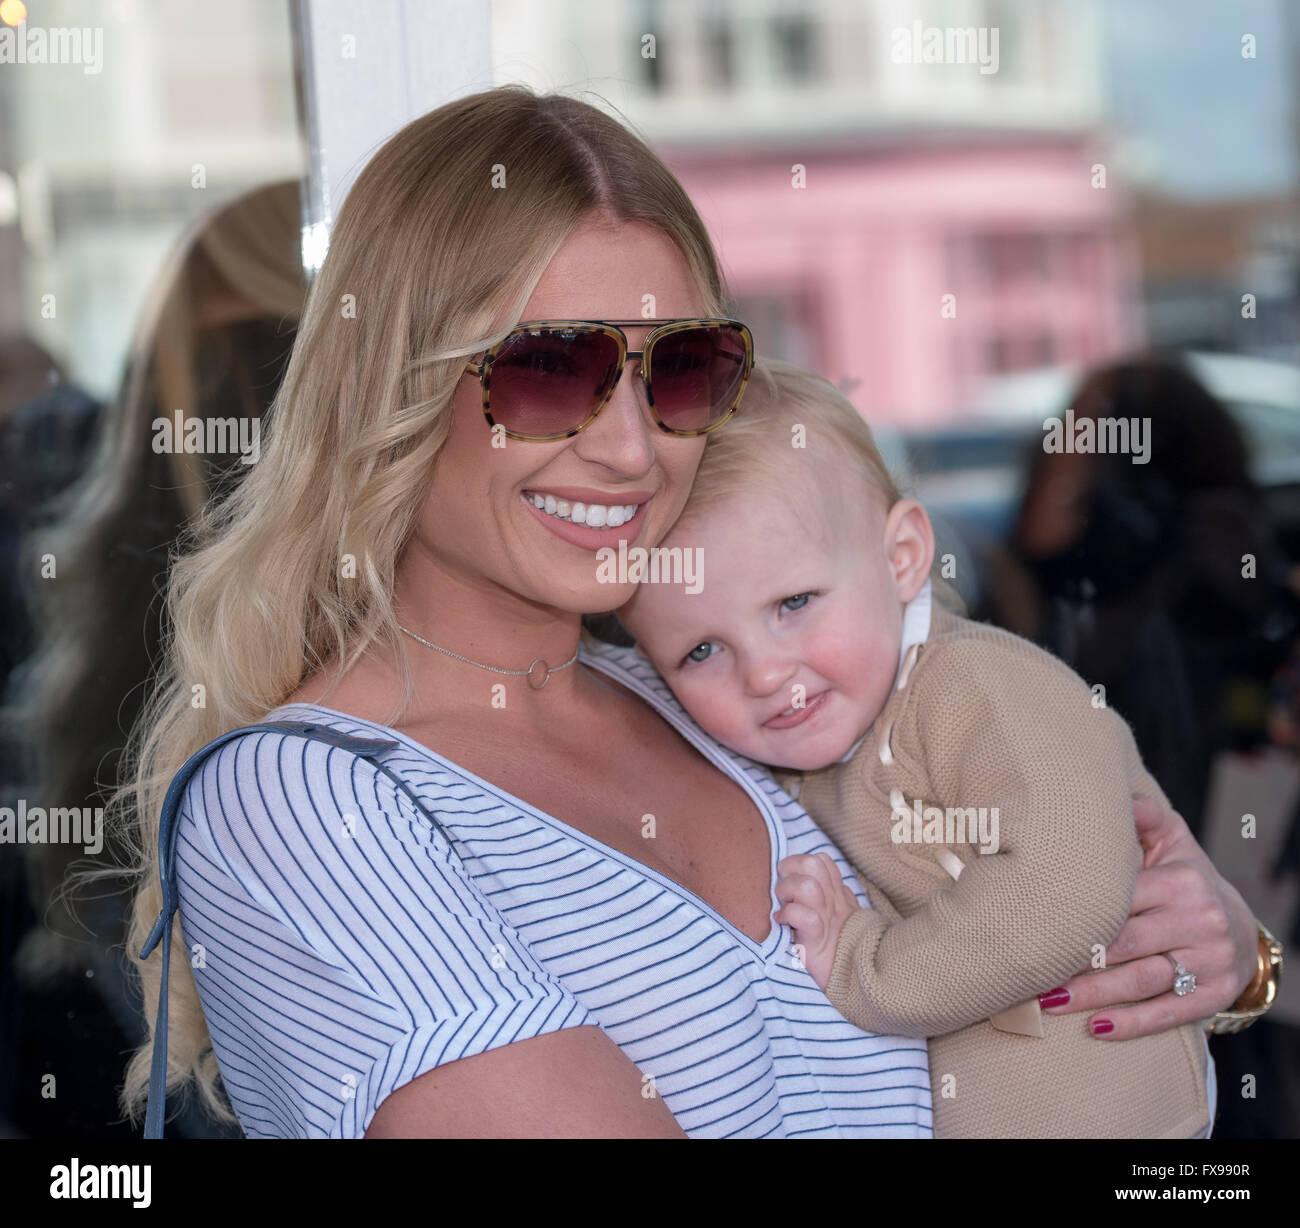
[173,638,933,1138]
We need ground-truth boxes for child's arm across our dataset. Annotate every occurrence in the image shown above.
[781,635,1152,1039]
[774,852,862,990]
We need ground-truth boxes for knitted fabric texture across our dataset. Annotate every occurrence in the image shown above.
[781,603,1210,1138]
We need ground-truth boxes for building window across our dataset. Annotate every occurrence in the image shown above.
[640,0,664,91]
[973,232,1051,284]
[730,290,818,371]
[771,15,816,84]
[702,14,735,90]
[985,335,1011,373]
[983,0,1020,83]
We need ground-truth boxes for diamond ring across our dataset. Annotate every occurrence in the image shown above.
[1162,952,1197,996]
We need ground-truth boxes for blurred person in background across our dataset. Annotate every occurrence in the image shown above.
[0,339,103,1139]
[1006,356,1300,1138]
[1011,356,1299,842]
[0,179,305,1138]
[0,338,101,777]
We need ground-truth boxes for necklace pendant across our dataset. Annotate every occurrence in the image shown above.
[526,658,551,690]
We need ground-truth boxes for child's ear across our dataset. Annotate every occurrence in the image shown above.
[882,498,936,603]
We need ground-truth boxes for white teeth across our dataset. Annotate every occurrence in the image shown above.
[525,493,641,528]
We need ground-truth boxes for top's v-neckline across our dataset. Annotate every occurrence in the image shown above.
[272,644,788,960]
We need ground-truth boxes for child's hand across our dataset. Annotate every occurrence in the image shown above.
[774,853,861,991]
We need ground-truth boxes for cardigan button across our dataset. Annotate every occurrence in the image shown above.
[878,721,894,765]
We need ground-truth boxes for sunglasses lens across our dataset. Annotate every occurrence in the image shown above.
[650,324,750,433]
[488,328,621,437]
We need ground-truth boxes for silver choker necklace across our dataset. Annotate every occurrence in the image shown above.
[397,624,580,690]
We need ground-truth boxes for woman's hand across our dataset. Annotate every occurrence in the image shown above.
[1040,795,1259,1038]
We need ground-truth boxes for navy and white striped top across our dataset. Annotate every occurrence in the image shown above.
[174,637,933,1138]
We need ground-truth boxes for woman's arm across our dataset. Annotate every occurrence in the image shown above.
[365,1025,688,1137]
[1041,795,1259,1037]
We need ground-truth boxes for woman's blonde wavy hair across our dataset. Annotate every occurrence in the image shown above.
[112,85,730,1128]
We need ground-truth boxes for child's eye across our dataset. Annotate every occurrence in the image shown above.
[683,642,717,666]
[781,593,813,613]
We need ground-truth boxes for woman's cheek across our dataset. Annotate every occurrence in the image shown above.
[650,442,708,541]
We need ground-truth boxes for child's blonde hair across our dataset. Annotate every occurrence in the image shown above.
[684,356,903,522]
[682,356,969,618]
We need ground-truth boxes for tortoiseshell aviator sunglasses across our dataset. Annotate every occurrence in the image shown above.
[462,318,755,442]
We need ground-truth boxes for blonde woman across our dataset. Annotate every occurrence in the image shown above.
[117,86,1262,1139]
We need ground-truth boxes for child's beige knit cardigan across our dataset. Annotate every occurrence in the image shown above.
[778,601,1211,1138]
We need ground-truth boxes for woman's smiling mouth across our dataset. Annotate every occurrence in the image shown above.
[520,488,653,549]
[523,490,643,527]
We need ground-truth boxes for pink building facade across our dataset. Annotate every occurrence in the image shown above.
[664,134,1145,425]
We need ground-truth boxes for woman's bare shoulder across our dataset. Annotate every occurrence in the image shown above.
[280,651,399,727]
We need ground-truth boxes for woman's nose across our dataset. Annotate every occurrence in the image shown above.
[572,354,657,469]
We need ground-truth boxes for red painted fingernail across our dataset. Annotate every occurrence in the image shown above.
[1038,988,1070,1009]
[1091,1018,1114,1035]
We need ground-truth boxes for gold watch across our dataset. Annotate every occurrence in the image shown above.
[1204,920,1283,1035]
